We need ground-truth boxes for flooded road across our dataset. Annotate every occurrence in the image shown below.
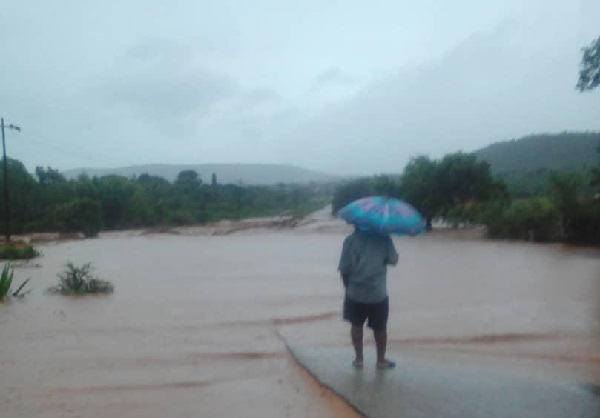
[1,213,599,417]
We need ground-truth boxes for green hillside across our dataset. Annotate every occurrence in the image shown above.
[473,132,600,195]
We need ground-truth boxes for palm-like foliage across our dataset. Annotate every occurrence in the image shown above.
[0,264,14,299]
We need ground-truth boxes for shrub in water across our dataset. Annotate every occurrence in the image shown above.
[48,262,114,295]
[0,264,31,301]
[0,244,40,260]
[483,197,560,242]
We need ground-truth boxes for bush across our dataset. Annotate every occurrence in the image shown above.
[483,197,560,242]
[444,201,485,227]
[0,244,40,260]
[47,262,114,295]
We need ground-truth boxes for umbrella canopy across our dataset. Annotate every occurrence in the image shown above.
[337,196,426,236]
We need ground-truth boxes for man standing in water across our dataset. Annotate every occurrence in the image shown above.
[338,227,399,369]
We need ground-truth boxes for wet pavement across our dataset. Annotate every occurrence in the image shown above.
[288,345,600,418]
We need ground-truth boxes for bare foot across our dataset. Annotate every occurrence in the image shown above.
[352,359,364,369]
[376,359,396,370]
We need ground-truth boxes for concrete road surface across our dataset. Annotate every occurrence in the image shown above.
[288,345,600,418]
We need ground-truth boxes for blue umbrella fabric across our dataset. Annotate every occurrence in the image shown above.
[337,196,426,236]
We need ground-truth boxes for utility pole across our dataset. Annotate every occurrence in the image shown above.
[1,117,21,243]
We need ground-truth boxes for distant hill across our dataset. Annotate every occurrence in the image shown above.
[62,163,337,185]
[473,132,600,195]
[474,133,600,173]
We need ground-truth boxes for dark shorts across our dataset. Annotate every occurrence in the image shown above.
[343,296,389,331]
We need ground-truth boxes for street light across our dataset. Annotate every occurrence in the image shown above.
[1,117,21,243]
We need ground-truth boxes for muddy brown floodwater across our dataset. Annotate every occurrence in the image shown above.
[1,211,599,418]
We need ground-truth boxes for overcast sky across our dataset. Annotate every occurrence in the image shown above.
[1,0,599,175]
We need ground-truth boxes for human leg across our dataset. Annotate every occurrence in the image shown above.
[351,325,364,367]
[343,296,367,368]
[367,298,395,369]
[373,330,394,367]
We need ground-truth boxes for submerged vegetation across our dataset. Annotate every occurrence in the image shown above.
[0,243,40,260]
[0,264,14,300]
[0,264,31,301]
[47,262,113,295]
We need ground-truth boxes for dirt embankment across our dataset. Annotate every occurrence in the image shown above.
[17,216,326,243]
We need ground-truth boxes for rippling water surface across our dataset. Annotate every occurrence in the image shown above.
[1,215,599,417]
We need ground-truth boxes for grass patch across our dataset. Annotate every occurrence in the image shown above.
[0,243,40,260]
[48,262,114,295]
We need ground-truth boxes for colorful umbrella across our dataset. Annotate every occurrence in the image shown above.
[337,196,426,236]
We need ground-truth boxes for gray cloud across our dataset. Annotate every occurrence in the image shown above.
[1,1,598,174]
[236,88,281,112]
[277,22,600,174]
[105,41,239,121]
[311,68,356,91]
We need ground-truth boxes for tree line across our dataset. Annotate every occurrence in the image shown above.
[3,148,598,245]
[332,153,508,229]
[332,150,600,246]
[0,159,332,238]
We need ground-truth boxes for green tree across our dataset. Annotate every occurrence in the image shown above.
[56,198,103,238]
[137,173,170,191]
[436,153,506,214]
[401,153,507,229]
[331,178,373,214]
[174,170,201,193]
[577,36,600,92]
[0,158,38,234]
[549,171,586,241]
[35,166,67,186]
[73,173,98,201]
[129,174,171,225]
[32,166,73,231]
[400,156,440,229]
[588,144,600,196]
[372,175,402,198]
[574,36,600,245]
[94,175,136,229]
[171,170,203,220]
[591,166,600,194]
